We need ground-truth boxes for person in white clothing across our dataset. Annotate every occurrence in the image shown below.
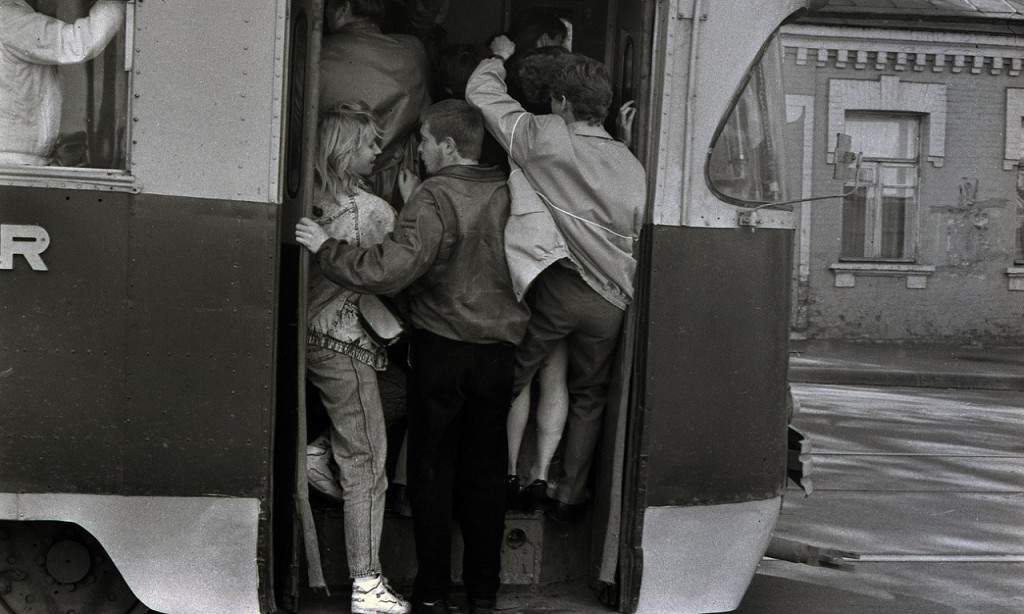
[0,0,125,165]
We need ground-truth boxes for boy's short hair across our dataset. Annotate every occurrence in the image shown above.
[421,99,484,161]
[549,54,612,125]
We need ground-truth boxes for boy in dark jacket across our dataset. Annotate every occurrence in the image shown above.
[296,99,529,614]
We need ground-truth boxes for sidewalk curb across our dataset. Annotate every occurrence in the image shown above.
[789,366,1024,391]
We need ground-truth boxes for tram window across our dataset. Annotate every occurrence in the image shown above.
[0,0,129,173]
[707,36,789,207]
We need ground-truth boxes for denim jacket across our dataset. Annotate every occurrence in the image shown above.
[307,188,396,370]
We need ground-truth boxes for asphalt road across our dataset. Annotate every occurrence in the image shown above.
[736,383,1024,614]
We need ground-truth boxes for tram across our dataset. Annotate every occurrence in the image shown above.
[1,0,814,612]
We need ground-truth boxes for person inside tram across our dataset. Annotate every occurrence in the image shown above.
[320,0,432,207]
[502,8,568,103]
[499,43,639,513]
[467,39,646,524]
[0,0,125,166]
[501,44,572,512]
[296,99,529,614]
[436,43,487,101]
[507,8,567,59]
[302,102,411,614]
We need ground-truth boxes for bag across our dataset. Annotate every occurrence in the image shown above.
[358,294,407,347]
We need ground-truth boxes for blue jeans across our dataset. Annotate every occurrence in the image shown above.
[307,346,388,577]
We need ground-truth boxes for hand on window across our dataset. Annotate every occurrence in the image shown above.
[617,100,636,148]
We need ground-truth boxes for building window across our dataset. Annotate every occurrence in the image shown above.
[1016,162,1024,265]
[840,113,919,261]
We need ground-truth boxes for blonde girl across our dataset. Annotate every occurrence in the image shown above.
[302,102,410,614]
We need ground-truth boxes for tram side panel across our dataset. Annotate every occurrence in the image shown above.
[1,187,130,495]
[0,187,279,614]
[634,225,793,614]
[644,225,791,503]
[1,0,288,611]
[1,189,277,498]
[123,193,278,498]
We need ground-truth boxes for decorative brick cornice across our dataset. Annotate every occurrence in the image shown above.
[782,24,1024,77]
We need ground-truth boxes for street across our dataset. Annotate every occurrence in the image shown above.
[737,383,1024,614]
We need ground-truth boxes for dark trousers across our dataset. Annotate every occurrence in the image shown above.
[408,329,513,604]
[513,263,625,505]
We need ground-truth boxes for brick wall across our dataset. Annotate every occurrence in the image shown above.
[782,28,1024,344]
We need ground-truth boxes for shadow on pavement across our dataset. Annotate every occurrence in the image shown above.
[734,574,958,614]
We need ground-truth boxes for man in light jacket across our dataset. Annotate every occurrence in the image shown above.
[466,37,646,522]
[0,0,125,166]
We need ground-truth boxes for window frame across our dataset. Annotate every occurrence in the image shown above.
[1016,165,1024,265]
[0,2,137,193]
[839,112,921,263]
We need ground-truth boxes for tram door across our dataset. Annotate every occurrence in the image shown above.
[277,0,324,609]
[608,0,655,611]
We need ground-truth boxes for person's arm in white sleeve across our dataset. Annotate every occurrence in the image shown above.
[0,1,125,65]
[466,35,557,164]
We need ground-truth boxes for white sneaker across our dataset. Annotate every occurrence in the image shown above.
[306,433,345,503]
[351,575,411,614]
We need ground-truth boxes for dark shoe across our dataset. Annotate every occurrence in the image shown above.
[545,500,586,523]
[467,596,495,614]
[505,474,521,509]
[411,600,459,614]
[517,479,551,512]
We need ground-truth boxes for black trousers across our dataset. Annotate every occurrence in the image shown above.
[408,329,513,604]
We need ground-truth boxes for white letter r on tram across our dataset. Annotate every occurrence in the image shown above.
[0,224,50,271]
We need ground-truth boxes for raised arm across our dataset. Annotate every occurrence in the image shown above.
[0,0,125,65]
[466,36,564,166]
[311,196,444,296]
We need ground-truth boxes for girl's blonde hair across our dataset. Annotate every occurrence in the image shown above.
[314,101,382,199]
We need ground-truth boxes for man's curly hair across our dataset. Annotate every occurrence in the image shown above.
[508,46,570,114]
[549,54,613,125]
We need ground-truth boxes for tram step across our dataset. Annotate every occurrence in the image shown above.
[313,508,592,589]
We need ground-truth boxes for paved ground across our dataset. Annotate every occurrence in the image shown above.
[789,339,1024,390]
[738,382,1024,614]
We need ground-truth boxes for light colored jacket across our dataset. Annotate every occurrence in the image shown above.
[0,0,124,165]
[466,57,646,310]
[307,188,397,370]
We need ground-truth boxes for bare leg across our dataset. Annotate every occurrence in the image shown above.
[507,387,531,477]
[529,340,569,484]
